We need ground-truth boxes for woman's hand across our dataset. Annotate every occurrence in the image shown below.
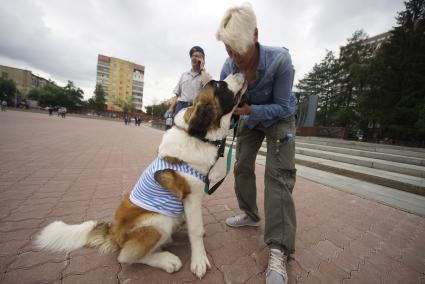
[234,104,251,115]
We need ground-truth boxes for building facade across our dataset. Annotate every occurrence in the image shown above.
[0,65,48,95]
[362,31,392,49]
[96,55,145,111]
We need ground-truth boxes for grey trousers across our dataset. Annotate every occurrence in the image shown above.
[234,117,297,255]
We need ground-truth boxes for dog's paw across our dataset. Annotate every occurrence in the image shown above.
[190,251,211,279]
[161,252,183,273]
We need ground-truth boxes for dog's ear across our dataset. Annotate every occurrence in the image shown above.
[216,89,236,115]
[188,103,214,139]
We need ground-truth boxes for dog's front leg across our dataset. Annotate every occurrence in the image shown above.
[183,190,210,279]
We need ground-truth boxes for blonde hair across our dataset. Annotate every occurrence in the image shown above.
[216,3,257,55]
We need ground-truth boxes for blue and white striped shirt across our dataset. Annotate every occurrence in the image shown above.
[130,158,207,217]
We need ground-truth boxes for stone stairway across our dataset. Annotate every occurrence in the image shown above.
[227,136,425,196]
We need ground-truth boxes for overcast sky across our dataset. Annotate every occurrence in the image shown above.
[0,0,404,108]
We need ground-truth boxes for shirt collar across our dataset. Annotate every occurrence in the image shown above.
[257,43,266,71]
[189,69,201,77]
[230,42,266,73]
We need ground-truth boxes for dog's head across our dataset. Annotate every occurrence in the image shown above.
[181,73,247,140]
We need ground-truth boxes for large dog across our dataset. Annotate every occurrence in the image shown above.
[35,73,247,279]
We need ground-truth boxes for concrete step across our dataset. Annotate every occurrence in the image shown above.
[226,138,425,196]
[294,153,425,196]
[296,141,425,166]
[254,156,425,217]
[295,147,425,178]
[229,138,425,178]
[296,136,425,159]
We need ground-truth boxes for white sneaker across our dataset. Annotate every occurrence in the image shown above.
[225,213,259,227]
[266,249,288,284]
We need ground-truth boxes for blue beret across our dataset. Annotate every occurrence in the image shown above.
[189,46,205,57]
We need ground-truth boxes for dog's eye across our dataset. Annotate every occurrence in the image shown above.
[215,82,220,89]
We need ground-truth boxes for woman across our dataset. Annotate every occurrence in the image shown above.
[216,4,297,284]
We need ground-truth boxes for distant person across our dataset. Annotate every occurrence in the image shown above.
[172,46,211,116]
[59,107,67,118]
[1,101,7,111]
[164,96,177,130]
[48,106,53,116]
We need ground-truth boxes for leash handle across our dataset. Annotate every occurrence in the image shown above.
[205,136,235,195]
[204,119,238,195]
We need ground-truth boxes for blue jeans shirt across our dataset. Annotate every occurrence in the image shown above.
[220,43,297,129]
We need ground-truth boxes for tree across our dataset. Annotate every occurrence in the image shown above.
[367,0,425,144]
[28,81,61,107]
[63,81,84,108]
[335,30,374,131]
[145,101,169,118]
[113,97,135,114]
[88,84,107,112]
[27,80,84,109]
[295,0,425,145]
[0,77,17,104]
[296,50,339,126]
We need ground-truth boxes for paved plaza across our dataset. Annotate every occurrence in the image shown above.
[0,110,424,284]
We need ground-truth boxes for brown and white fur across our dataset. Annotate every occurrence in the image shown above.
[35,73,247,279]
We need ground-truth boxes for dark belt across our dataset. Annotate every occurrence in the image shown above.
[177,101,192,107]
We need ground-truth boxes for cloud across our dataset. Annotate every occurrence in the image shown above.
[0,0,405,107]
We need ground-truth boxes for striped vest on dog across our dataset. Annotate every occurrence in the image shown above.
[130,157,207,217]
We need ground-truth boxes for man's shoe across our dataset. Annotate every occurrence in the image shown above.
[266,249,288,284]
[225,213,260,227]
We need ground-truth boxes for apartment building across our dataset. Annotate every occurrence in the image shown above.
[0,65,48,95]
[96,55,145,111]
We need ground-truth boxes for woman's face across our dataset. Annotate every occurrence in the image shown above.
[224,44,254,71]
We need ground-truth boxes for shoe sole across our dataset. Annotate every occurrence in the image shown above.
[225,221,260,228]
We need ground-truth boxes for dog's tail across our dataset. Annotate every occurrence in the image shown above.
[35,220,118,254]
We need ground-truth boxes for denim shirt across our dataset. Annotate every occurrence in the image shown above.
[220,43,297,129]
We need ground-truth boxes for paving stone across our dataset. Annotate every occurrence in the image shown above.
[63,265,120,284]
[347,261,384,284]
[399,246,425,274]
[0,219,44,233]
[325,229,352,249]
[347,237,375,260]
[0,240,27,256]
[309,261,350,283]
[64,248,119,275]
[221,255,262,284]
[3,261,66,284]
[293,249,323,273]
[0,255,15,276]
[297,226,327,247]
[332,246,363,273]
[204,222,226,236]
[312,240,343,260]
[287,258,308,283]
[8,250,67,270]
[297,273,322,284]
[209,237,263,267]
[0,227,38,243]
[251,246,269,271]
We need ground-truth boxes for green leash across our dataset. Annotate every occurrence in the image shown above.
[204,120,238,195]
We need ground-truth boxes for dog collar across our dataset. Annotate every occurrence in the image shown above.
[173,125,223,147]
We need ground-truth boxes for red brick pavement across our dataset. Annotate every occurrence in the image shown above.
[0,110,424,284]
